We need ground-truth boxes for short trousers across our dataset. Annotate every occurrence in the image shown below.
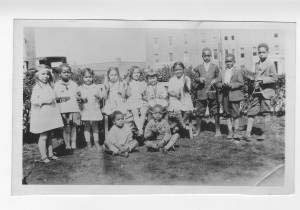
[247,94,272,117]
[61,112,81,126]
[222,96,241,119]
[194,99,219,117]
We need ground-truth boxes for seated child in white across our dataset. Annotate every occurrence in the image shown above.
[104,110,138,157]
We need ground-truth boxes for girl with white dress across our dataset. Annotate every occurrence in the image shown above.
[78,68,103,151]
[102,67,127,115]
[168,62,194,127]
[30,65,64,163]
[125,67,147,136]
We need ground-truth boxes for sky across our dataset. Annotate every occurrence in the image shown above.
[34,27,147,65]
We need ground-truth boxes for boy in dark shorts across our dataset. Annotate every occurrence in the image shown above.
[244,43,277,141]
[192,48,221,137]
[217,54,244,141]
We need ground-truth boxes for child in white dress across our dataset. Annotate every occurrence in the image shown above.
[78,68,103,151]
[30,65,64,163]
[125,67,147,136]
[168,62,194,127]
[54,64,81,151]
[102,67,127,115]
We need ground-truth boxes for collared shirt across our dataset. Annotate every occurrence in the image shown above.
[203,62,211,72]
[224,67,233,84]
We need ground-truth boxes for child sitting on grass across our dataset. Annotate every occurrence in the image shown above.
[144,104,180,153]
[104,110,138,157]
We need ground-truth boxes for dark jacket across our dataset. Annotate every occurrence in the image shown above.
[216,66,244,102]
[192,63,220,100]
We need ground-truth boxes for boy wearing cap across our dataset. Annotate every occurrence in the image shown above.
[244,43,277,141]
[192,48,221,137]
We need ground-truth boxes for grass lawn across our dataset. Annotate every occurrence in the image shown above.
[22,115,285,185]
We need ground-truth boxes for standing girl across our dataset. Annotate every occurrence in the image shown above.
[54,64,81,151]
[126,66,147,136]
[78,68,103,151]
[102,67,127,115]
[168,62,194,127]
[30,65,64,163]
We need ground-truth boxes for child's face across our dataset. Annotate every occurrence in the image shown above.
[152,107,163,121]
[114,114,125,128]
[60,67,72,81]
[225,56,234,69]
[83,72,93,85]
[174,66,184,78]
[148,75,158,86]
[108,69,119,83]
[132,68,140,81]
[258,47,268,62]
[38,69,50,84]
[202,50,212,63]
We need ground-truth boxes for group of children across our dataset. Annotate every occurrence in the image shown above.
[29,42,277,163]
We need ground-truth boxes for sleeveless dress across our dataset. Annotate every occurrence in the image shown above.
[168,75,194,112]
[126,80,147,110]
[78,84,103,121]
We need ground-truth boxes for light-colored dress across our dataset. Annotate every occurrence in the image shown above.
[168,75,194,112]
[126,80,147,110]
[54,80,80,113]
[145,83,168,108]
[102,81,127,115]
[78,84,103,121]
[30,83,63,134]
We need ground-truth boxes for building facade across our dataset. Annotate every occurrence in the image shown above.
[145,29,285,74]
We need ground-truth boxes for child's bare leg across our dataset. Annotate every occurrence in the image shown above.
[132,109,142,135]
[226,118,233,139]
[144,141,158,149]
[245,116,255,137]
[70,125,77,149]
[92,121,101,150]
[38,132,48,160]
[104,142,120,154]
[127,140,138,152]
[84,122,92,149]
[164,133,180,150]
[139,107,147,135]
[214,115,221,137]
[63,126,71,149]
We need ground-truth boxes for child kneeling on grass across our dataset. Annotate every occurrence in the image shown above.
[104,110,138,157]
[144,104,180,153]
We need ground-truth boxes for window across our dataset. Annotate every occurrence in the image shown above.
[253,47,257,56]
[232,49,235,55]
[231,35,235,40]
[169,52,174,62]
[168,36,173,46]
[213,49,218,59]
[274,33,278,38]
[154,53,159,63]
[224,36,228,40]
[240,47,245,58]
[153,37,159,49]
[154,37,158,44]
[183,51,189,62]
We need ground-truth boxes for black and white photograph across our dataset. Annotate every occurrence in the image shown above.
[12,20,295,194]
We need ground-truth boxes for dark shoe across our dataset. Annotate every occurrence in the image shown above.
[48,155,59,161]
[227,132,234,139]
[233,133,241,140]
[257,134,265,141]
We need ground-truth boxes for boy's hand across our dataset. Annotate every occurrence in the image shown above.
[199,77,206,83]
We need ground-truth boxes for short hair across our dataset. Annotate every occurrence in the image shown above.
[172,61,185,72]
[225,53,236,62]
[82,68,94,77]
[202,47,212,56]
[58,63,72,73]
[111,110,124,122]
[258,43,269,52]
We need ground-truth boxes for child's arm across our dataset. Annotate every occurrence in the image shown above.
[144,120,154,139]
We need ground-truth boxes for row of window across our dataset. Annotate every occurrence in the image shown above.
[153,44,280,63]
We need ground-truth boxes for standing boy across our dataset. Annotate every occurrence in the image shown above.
[244,43,277,141]
[217,54,244,141]
[54,64,81,151]
[192,48,221,137]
